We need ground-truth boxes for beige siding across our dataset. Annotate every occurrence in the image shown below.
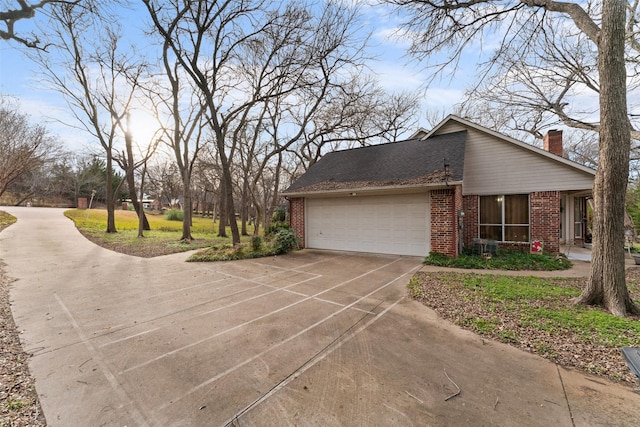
[434,124,594,195]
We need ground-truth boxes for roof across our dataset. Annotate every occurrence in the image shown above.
[426,115,596,176]
[283,131,467,195]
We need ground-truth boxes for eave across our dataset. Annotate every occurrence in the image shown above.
[282,181,463,198]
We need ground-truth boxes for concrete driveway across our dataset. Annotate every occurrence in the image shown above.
[1,207,639,426]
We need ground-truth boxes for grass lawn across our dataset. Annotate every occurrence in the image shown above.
[409,270,640,384]
[0,211,17,229]
[64,209,257,257]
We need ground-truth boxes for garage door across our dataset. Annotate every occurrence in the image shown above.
[306,193,430,256]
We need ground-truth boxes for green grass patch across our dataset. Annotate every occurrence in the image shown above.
[6,398,25,411]
[464,316,498,334]
[526,307,640,347]
[407,275,424,299]
[463,275,580,301]
[423,250,572,271]
[64,209,255,257]
[0,211,17,231]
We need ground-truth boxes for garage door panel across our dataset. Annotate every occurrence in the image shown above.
[306,194,430,257]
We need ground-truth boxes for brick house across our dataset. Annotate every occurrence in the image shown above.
[282,115,595,257]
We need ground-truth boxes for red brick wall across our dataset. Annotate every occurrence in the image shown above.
[543,130,563,157]
[431,188,457,257]
[454,185,463,256]
[530,191,560,252]
[288,197,305,248]
[462,195,478,248]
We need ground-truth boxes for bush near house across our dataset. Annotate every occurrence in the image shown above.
[187,228,300,262]
[423,250,572,271]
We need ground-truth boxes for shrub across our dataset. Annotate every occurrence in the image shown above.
[165,209,184,221]
[273,228,298,254]
[423,250,571,271]
[251,235,262,251]
[265,221,289,237]
[272,207,286,222]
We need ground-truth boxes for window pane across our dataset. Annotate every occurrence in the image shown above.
[505,195,528,225]
[480,225,502,241]
[480,196,502,224]
[505,226,529,242]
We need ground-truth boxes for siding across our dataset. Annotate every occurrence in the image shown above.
[434,123,594,195]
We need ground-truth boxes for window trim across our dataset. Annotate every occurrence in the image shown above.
[478,194,530,242]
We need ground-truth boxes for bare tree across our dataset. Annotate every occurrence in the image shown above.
[0,97,59,199]
[0,0,80,48]
[33,3,143,233]
[289,77,419,170]
[390,0,639,316]
[114,111,158,232]
[146,36,207,242]
[457,10,640,142]
[143,0,376,245]
[145,159,184,209]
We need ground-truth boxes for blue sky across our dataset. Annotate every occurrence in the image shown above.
[0,2,480,154]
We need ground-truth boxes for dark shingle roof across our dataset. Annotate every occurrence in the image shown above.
[284,131,466,194]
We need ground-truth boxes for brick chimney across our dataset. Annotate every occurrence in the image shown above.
[543,129,563,157]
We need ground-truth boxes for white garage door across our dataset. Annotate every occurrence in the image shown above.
[306,193,430,256]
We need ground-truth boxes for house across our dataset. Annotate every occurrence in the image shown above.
[282,115,595,257]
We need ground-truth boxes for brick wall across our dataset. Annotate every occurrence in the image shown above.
[454,185,463,256]
[543,130,563,157]
[288,197,305,248]
[462,195,478,248]
[431,188,457,257]
[530,191,560,252]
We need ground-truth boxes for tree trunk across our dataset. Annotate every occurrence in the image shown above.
[124,121,151,231]
[217,177,227,238]
[221,158,240,245]
[254,203,262,236]
[124,167,150,231]
[137,162,147,238]
[105,153,117,233]
[181,169,194,242]
[574,0,640,316]
[241,195,249,236]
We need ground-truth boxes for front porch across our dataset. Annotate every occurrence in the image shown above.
[561,244,638,268]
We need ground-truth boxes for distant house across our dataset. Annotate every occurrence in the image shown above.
[282,115,595,257]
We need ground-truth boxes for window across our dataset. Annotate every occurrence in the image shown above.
[479,195,529,242]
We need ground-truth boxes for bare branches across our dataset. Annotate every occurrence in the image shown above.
[0,98,59,199]
[520,0,601,42]
[457,3,640,147]
[0,0,79,48]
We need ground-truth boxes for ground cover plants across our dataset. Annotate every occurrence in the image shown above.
[187,227,299,262]
[423,250,572,271]
[409,270,640,385]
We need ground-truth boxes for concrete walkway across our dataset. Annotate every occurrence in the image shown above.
[1,207,639,426]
